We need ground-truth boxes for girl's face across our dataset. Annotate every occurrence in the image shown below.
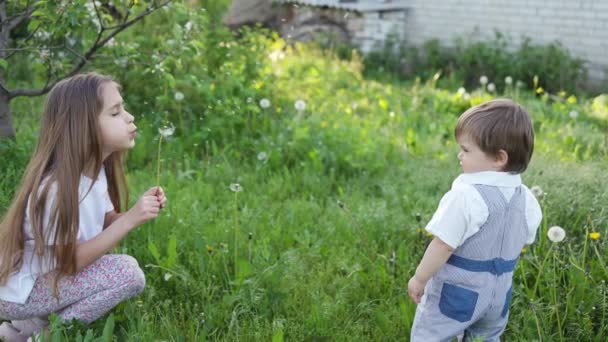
[98,82,137,158]
[457,134,504,173]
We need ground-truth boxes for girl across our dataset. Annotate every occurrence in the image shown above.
[0,73,166,341]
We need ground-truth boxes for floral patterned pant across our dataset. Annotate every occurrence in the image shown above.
[0,254,145,324]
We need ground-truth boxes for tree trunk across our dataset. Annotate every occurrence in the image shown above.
[0,93,14,139]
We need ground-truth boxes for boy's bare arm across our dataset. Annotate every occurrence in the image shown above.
[414,237,455,283]
[408,237,455,303]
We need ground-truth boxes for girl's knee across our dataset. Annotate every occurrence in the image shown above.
[116,255,146,295]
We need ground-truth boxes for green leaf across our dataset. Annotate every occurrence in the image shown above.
[272,327,284,342]
[31,9,46,18]
[166,234,178,268]
[148,239,161,263]
[0,59,7,70]
[27,19,40,32]
[101,314,115,342]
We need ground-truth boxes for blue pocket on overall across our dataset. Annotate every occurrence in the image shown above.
[501,286,512,317]
[439,282,478,322]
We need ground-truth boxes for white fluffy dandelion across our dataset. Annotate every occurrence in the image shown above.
[294,99,306,112]
[229,183,242,193]
[487,83,496,92]
[569,110,578,119]
[505,76,513,85]
[547,226,566,243]
[174,92,184,101]
[158,124,175,138]
[479,75,489,86]
[257,151,268,161]
[259,98,271,109]
[457,87,466,96]
[530,185,544,198]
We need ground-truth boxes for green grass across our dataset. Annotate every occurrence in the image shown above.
[1,41,607,341]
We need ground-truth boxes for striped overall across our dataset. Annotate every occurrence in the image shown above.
[411,185,528,342]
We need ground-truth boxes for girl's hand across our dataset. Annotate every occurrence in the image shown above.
[124,187,162,227]
[407,275,426,304]
[154,186,167,209]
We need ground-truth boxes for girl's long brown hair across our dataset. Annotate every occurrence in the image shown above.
[0,73,128,291]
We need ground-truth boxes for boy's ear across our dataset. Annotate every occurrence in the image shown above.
[495,149,508,168]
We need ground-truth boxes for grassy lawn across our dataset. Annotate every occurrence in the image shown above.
[2,41,607,341]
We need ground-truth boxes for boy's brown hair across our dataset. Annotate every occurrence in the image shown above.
[455,99,534,173]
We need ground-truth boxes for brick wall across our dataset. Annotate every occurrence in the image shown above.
[399,0,608,86]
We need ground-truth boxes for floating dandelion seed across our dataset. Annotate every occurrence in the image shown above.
[530,185,544,198]
[157,123,175,191]
[174,92,184,101]
[589,232,601,240]
[259,98,271,109]
[505,76,513,85]
[295,99,306,112]
[547,226,566,243]
[479,75,488,86]
[229,183,242,193]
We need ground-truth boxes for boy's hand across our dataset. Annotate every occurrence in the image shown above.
[407,275,426,304]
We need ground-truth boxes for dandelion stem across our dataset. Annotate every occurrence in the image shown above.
[156,134,164,192]
[532,243,553,298]
[553,251,564,341]
[593,243,608,279]
[233,192,239,278]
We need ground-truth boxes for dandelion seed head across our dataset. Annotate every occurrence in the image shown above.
[487,83,496,92]
[547,226,566,243]
[259,98,271,109]
[229,183,242,193]
[257,151,268,161]
[569,110,578,119]
[158,123,175,138]
[505,76,513,85]
[174,92,184,101]
[295,99,306,112]
[530,185,544,198]
[479,75,489,85]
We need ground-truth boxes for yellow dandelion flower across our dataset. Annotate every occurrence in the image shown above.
[567,95,577,104]
[536,87,544,94]
[589,232,601,240]
[425,231,433,238]
[521,247,527,253]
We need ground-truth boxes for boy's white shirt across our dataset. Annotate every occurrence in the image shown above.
[0,168,114,304]
[425,171,543,249]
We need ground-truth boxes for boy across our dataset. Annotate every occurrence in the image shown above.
[408,99,542,341]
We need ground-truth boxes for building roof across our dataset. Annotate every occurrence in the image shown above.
[276,0,409,12]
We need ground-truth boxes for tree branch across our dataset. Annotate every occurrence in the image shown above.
[8,0,172,100]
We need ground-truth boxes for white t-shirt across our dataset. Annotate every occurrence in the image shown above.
[0,168,114,304]
[425,171,543,249]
